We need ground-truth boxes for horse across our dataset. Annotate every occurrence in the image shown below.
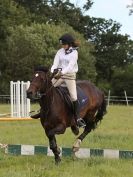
[27,66,107,164]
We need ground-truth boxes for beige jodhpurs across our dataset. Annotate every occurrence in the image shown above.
[52,73,77,101]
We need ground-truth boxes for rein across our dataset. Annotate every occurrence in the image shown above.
[29,70,76,117]
[39,76,75,97]
[38,78,59,97]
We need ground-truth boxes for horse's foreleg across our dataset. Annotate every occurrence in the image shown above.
[73,125,91,153]
[48,135,61,164]
[46,124,66,164]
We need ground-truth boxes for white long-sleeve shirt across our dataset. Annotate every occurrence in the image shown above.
[51,47,78,74]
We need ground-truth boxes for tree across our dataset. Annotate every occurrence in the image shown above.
[2,23,96,94]
[14,0,93,26]
[1,0,133,95]
[127,0,133,15]
[80,17,133,83]
[0,0,30,94]
[111,65,133,96]
[13,0,133,84]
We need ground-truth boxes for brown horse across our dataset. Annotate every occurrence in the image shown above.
[27,66,107,164]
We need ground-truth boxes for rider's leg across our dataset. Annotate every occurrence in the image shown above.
[65,78,86,128]
[51,78,64,87]
[72,100,86,128]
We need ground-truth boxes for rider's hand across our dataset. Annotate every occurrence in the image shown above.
[53,69,58,75]
[54,71,62,79]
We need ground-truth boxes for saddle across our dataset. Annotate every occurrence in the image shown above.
[56,85,88,112]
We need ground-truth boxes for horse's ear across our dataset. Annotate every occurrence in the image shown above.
[34,66,49,73]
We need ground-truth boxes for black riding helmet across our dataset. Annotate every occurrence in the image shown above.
[59,33,75,45]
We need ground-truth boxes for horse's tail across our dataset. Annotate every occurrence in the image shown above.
[95,95,107,124]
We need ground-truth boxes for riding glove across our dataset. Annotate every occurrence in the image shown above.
[54,71,62,79]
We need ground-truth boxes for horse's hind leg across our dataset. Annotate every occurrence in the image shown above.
[72,123,93,153]
[48,135,61,164]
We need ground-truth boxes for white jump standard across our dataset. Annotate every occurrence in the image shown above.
[10,81,30,118]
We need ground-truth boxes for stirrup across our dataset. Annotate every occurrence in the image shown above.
[77,118,86,128]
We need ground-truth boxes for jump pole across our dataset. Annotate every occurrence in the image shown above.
[0,118,32,121]
[2,144,133,159]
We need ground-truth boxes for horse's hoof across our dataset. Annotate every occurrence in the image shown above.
[72,147,79,153]
[72,139,81,152]
[55,157,61,165]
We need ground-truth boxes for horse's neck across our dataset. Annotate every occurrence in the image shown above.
[40,84,61,118]
[40,83,60,107]
[40,81,54,107]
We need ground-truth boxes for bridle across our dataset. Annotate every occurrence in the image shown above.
[32,70,57,98]
[29,68,76,116]
[31,69,76,99]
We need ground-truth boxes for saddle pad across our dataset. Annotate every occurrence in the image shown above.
[56,86,88,111]
[77,86,88,110]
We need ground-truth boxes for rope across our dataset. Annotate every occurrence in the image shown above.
[0,143,8,149]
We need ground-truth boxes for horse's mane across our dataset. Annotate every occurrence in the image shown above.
[34,66,49,73]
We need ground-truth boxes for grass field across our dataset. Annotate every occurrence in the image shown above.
[0,105,133,177]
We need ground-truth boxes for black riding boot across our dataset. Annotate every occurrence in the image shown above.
[72,100,86,128]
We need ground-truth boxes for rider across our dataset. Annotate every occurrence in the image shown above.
[31,33,86,128]
[51,33,86,128]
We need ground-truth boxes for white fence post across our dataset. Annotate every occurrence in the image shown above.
[26,81,31,117]
[107,90,110,106]
[10,81,30,118]
[10,81,13,117]
[21,81,24,117]
[124,90,129,106]
[17,81,21,117]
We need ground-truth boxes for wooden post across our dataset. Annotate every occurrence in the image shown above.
[124,90,128,106]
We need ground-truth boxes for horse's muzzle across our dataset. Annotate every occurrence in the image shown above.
[26,91,33,99]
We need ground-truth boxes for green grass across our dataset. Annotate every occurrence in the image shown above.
[0,104,11,114]
[0,105,133,177]
[0,103,40,115]
[0,155,133,177]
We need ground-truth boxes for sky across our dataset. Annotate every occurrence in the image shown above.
[71,0,133,39]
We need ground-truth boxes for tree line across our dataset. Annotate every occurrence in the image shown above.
[0,0,133,96]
